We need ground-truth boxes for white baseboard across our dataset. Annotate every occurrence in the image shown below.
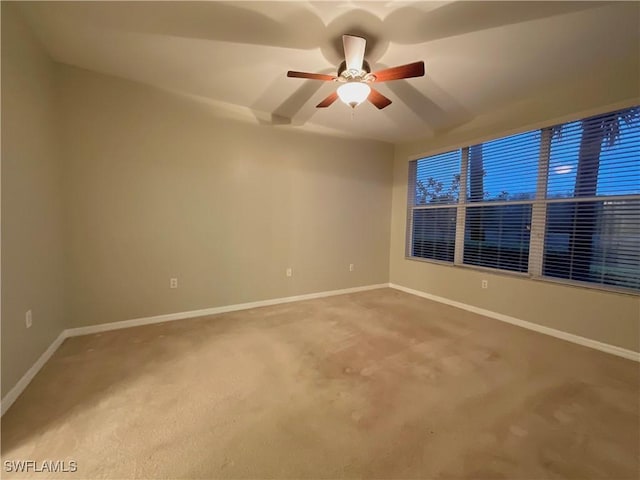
[1,283,388,416]
[65,283,389,337]
[1,330,68,416]
[389,283,640,362]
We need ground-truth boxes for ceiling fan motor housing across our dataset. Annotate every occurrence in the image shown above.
[337,60,372,81]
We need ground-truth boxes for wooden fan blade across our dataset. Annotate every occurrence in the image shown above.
[372,61,425,83]
[368,88,392,110]
[287,71,336,81]
[316,91,339,108]
[343,34,366,72]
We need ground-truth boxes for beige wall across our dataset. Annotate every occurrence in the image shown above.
[56,65,393,328]
[1,4,66,395]
[390,84,640,352]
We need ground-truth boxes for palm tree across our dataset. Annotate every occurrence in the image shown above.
[552,107,639,281]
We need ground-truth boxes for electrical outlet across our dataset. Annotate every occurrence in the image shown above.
[481,279,488,289]
[170,278,178,289]
[286,268,293,277]
[349,263,355,272]
[25,310,32,328]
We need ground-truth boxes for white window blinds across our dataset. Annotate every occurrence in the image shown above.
[543,109,640,290]
[464,131,541,273]
[408,150,461,262]
[405,105,640,293]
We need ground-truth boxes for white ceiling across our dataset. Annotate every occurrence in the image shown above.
[19,1,640,143]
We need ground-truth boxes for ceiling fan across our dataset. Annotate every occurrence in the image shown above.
[287,34,425,110]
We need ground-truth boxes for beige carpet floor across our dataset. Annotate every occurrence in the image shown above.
[2,288,639,479]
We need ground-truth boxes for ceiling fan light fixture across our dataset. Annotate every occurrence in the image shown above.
[337,82,371,109]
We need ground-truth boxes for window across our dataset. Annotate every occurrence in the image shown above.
[407,149,460,262]
[464,131,540,273]
[543,110,640,290]
[406,105,640,292]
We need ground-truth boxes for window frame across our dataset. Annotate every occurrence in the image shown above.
[405,107,640,296]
